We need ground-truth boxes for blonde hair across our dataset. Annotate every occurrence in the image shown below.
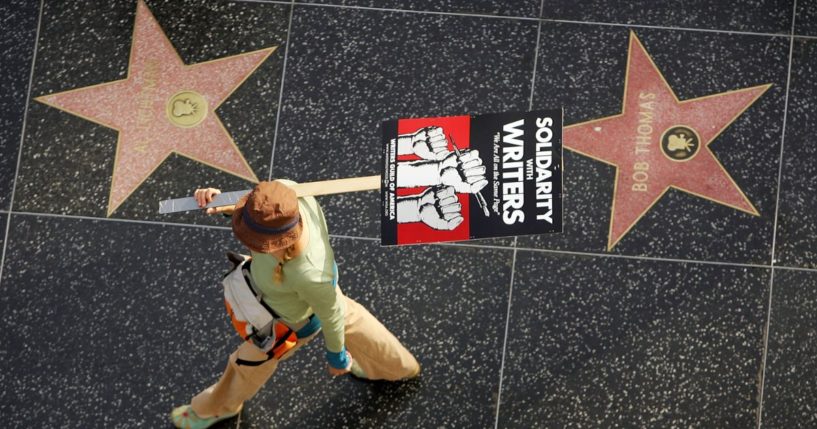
[273,245,296,285]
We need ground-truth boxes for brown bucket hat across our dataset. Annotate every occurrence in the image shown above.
[232,181,302,253]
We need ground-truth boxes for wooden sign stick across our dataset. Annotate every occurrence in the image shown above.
[158,175,381,214]
[290,175,381,197]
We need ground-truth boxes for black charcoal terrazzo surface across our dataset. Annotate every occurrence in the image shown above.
[761,268,817,428]
[234,237,513,428]
[519,24,789,265]
[2,0,816,427]
[0,215,242,428]
[772,38,817,269]
[540,0,795,34]
[0,0,39,210]
[0,213,5,253]
[498,251,770,427]
[16,0,288,224]
[273,6,536,244]
[295,0,541,18]
[796,2,817,36]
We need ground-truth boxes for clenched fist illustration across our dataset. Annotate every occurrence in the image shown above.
[396,186,463,230]
[396,149,488,194]
[397,126,450,160]
[438,150,488,194]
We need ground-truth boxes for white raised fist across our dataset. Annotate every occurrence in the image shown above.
[396,149,488,194]
[438,150,488,194]
[397,126,450,161]
[396,186,463,230]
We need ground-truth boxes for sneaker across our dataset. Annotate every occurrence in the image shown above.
[170,404,241,429]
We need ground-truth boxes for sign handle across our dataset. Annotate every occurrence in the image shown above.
[158,175,381,214]
[291,175,380,197]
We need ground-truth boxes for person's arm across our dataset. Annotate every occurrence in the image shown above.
[295,269,350,373]
[193,187,235,216]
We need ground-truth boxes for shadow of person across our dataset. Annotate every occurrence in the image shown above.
[285,376,425,429]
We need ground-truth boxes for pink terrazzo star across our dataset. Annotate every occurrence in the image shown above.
[36,0,275,215]
[565,32,769,250]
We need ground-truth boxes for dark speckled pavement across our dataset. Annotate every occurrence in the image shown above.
[1,1,815,428]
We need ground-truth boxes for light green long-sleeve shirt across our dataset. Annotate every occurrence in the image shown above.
[248,189,346,353]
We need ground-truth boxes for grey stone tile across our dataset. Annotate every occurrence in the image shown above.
[541,0,794,34]
[773,38,817,269]
[16,0,287,224]
[795,1,817,36]
[0,0,39,210]
[498,251,770,427]
[520,24,789,264]
[0,213,508,428]
[239,237,513,428]
[274,6,538,244]
[0,214,242,428]
[295,0,541,18]
[760,268,817,428]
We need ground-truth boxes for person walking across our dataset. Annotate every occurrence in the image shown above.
[171,180,421,429]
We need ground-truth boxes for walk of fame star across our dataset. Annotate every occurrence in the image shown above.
[35,0,275,216]
[565,32,770,250]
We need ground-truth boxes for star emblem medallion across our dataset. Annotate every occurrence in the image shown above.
[36,0,275,215]
[565,32,770,250]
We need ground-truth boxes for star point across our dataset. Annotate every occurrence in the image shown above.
[565,32,770,249]
[36,0,274,216]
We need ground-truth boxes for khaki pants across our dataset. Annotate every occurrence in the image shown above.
[190,296,420,418]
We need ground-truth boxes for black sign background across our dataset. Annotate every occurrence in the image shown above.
[470,110,563,239]
[381,109,563,245]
